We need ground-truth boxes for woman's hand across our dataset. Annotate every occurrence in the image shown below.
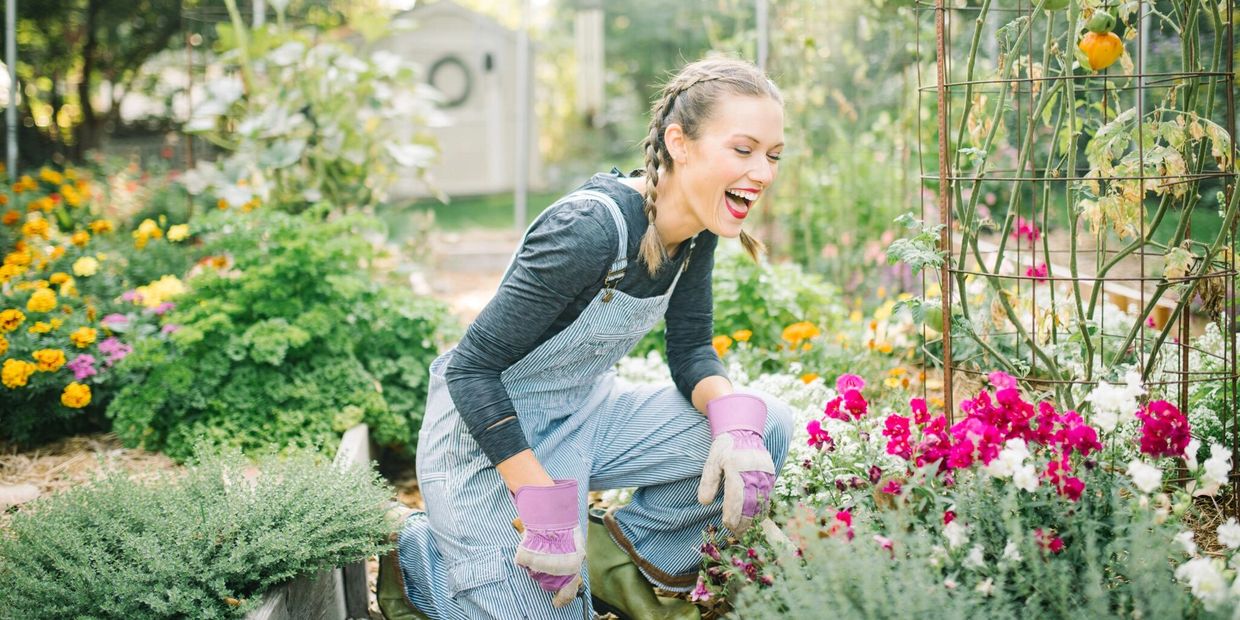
[496,449,555,494]
[511,479,586,607]
[697,393,776,533]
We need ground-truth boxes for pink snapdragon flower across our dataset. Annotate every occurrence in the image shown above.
[98,337,133,366]
[806,419,834,451]
[836,374,866,392]
[1026,263,1049,283]
[1012,217,1041,245]
[690,576,712,602]
[1135,400,1191,458]
[1035,528,1065,554]
[880,480,903,495]
[882,414,912,459]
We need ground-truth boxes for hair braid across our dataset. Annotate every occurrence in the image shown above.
[637,82,686,276]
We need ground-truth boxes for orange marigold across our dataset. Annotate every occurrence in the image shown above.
[33,348,67,372]
[61,382,91,408]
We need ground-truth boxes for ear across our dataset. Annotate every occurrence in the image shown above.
[663,123,688,164]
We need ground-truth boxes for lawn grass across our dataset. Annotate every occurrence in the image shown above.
[381,191,564,236]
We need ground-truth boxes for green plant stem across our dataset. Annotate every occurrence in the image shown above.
[223,0,255,93]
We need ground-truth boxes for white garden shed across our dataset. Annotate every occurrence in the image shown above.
[379,0,542,198]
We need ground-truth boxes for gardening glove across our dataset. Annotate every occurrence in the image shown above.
[512,479,586,608]
[697,394,776,534]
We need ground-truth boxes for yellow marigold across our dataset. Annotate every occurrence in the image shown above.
[0,334,7,356]
[59,280,77,297]
[801,373,820,384]
[27,321,49,334]
[1,210,17,225]
[13,175,34,193]
[39,167,64,185]
[0,193,7,205]
[49,245,65,260]
[0,308,23,332]
[61,184,83,207]
[731,329,753,343]
[70,230,90,247]
[89,219,114,234]
[21,218,49,239]
[33,348,66,372]
[70,327,97,348]
[217,198,230,210]
[4,249,31,267]
[167,224,190,242]
[61,382,91,408]
[2,359,36,388]
[27,288,57,313]
[72,256,99,277]
[49,272,71,285]
[712,334,733,357]
[781,321,821,346]
[0,263,22,283]
[134,275,186,308]
[86,305,97,322]
[28,197,54,213]
[136,218,163,238]
[243,198,261,212]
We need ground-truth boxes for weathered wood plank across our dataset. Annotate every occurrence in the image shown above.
[246,424,372,620]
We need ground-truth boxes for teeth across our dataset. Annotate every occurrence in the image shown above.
[726,188,758,202]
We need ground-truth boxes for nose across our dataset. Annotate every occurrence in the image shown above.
[749,159,776,187]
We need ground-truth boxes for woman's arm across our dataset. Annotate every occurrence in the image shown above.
[665,233,730,411]
[691,375,734,414]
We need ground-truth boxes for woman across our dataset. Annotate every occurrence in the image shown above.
[388,57,794,620]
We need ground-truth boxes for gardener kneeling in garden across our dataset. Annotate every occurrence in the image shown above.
[383,57,794,620]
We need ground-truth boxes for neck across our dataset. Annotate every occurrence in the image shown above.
[625,171,701,252]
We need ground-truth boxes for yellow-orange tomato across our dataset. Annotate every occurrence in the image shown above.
[1079,31,1123,71]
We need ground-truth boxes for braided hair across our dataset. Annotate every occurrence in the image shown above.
[637,57,783,276]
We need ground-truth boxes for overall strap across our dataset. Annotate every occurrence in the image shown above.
[498,188,627,286]
[665,233,699,296]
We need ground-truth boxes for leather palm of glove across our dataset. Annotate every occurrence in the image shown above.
[512,479,586,608]
[696,393,776,534]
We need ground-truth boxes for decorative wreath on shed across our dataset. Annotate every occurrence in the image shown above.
[427,54,473,108]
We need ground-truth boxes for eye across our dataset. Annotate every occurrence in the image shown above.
[734,147,752,155]
[768,153,782,162]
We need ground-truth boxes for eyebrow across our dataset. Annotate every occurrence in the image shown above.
[733,133,785,148]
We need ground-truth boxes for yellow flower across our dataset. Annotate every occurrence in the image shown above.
[89,219,114,234]
[49,245,65,260]
[136,218,163,239]
[70,230,90,247]
[800,373,820,384]
[61,184,83,207]
[72,256,99,277]
[61,382,91,408]
[167,224,190,242]
[28,321,52,334]
[39,167,64,185]
[21,218,49,239]
[1,210,17,225]
[49,272,71,285]
[731,329,752,343]
[28,197,53,213]
[781,321,821,346]
[4,249,31,267]
[884,377,902,389]
[878,342,894,354]
[33,348,67,372]
[2,359,36,388]
[888,367,907,377]
[217,198,231,210]
[243,198,261,212]
[13,175,33,193]
[59,279,77,297]
[27,289,57,313]
[133,275,187,308]
[0,264,21,283]
[70,327,97,348]
[0,334,7,356]
[0,309,25,332]
[712,334,733,357]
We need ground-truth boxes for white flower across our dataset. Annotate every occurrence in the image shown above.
[1126,460,1162,494]
[1175,531,1198,556]
[1184,438,1201,470]
[1011,463,1040,493]
[975,577,995,597]
[1217,518,1240,550]
[1204,443,1231,488]
[929,545,947,567]
[1002,540,1022,562]
[1084,370,1144,432]
[963,545,986,570]
[943,521,969,549]
[1175,557,1228,610]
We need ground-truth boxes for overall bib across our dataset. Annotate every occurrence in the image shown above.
[397,189,793,619]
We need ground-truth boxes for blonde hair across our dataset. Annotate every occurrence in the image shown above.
[637,57,783,275]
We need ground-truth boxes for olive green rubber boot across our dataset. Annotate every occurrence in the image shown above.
[377,506,430,620]
[587,513,701,620]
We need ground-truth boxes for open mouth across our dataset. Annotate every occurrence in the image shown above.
[724,188,758,220]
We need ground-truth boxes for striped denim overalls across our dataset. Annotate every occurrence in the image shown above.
[397,189,793,619]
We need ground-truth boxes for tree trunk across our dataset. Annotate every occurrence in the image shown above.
[74,0,101,158]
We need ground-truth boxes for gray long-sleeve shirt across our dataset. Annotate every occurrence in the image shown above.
[444,169,726,466]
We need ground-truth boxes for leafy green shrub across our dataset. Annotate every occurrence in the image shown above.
[106,208,456,460]
[0,448,393,619]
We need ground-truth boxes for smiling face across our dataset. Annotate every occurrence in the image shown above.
[671,95,785,239]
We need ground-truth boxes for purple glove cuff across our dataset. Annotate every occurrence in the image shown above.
[513,479,578,530]
[706,394,768,437]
